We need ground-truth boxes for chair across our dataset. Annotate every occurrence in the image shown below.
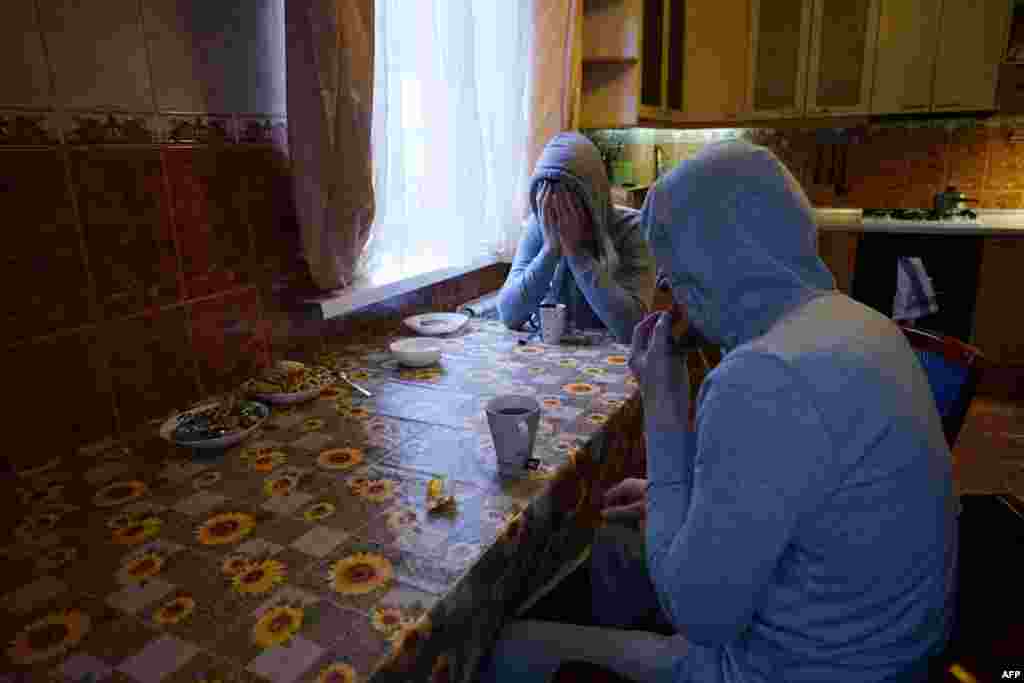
[899,325,986,449]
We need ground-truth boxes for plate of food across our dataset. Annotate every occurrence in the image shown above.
[402,312,469,336]
[243,360,335,404]
[160,396,269,449]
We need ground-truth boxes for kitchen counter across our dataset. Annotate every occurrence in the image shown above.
[815,209,1024,236]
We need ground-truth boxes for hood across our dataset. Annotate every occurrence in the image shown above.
[642,140,835,349]
[528,132,618,270]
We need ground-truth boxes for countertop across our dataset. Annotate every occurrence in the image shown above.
[815,209,1024,236]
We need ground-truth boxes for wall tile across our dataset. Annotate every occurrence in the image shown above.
[164,147,251,298]
[167,0,286,115]
[985,128,1024,191]
[947,126,989,193]
[0,2,53,107]
[140,0,205,113]
[0,110,61,145]
[237,147,303,279]
[0,149,92,344]
[904,127,948,189]
[190,287,270,395]
[38,0,154,111]
[69,148,179,318]
[977,190,1024,209]
[106,306,202,427]
[4,329,115,463]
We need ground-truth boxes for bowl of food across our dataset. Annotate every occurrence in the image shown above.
[160,396,269,449]
[243,361,335,404]
[390,338,442,367]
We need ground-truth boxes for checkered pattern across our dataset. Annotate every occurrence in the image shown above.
[1,319,638,682]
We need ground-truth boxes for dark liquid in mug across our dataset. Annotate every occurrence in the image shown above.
[498,408,531,416]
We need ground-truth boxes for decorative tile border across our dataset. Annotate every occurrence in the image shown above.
[237,115,287,146]
[62,111,161,145]
[0,109,60,145]
[164,114,236,145]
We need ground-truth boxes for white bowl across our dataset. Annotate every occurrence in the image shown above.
[390,338,443,367]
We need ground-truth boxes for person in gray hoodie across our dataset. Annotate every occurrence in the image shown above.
[497,132,656,344]
[482,141,956,682]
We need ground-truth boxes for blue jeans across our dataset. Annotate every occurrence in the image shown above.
[478,523,688,683]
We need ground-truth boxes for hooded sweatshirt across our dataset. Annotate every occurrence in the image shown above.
[497,133,655,343]
[642,141,956,683]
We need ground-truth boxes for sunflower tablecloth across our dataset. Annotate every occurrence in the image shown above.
[1,319,647,683]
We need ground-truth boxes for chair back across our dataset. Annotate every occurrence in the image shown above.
[900,326,986,449]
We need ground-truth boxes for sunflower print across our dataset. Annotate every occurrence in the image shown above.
[317,447,364,471]
[346,370,373,382]
[36,546,77,572]
[252,604,303,648]
[221,554,252,577]
[7,608,91,665]
[384,507,419,535]
[345,476,370,496]
[192,470,223,489]
[14,456,62,478]
[540,396,562,409]
[514,345,543,355]
[112,517,162,545]
[119,552,165,584]
[317,662,357,683]
[318,385,345,400]
[563,382,596,396]
[582,367,607,377]
[358,479,396,503]
[18,483,65,507]
[263,473,299,497]
[232,559,286,596]
[605,355,629,366]
[93,480,148,508]
[383,617,431,673]
[337,405,373,420]
[153,594,195,625]
[586,413,610,426]
[303,501,337,522]
[600,397,625,410]
[15,511,62,541]
[301,418,326,432]
[370,606,406,635]
[625,374,639,387]
[251,451,287,473]
[195,512,256,546]
[557,358,579,369]
[329,553,393,596]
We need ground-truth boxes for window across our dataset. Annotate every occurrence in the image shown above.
[367,0,533,286]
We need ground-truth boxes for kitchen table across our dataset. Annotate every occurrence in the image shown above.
[0,318,647,683]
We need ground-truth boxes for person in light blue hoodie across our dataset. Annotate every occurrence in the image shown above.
[481,141,956,682]
[497,132,656,344]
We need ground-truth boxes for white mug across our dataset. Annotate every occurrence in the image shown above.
[539,303,567,345]
[484,395,541,478]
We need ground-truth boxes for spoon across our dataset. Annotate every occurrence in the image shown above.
[336,371,373,397]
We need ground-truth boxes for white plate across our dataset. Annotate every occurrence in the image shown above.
[390,338,443,367]
[403,312,469,336]
[160,401,269,450]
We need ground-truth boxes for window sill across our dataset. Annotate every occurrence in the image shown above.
[305,255,511,320]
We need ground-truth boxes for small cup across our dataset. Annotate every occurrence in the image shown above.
[539,303,567,345]
[485,395,542,478]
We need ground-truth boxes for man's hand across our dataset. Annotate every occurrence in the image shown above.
[546,187,589,258]
[629,311,690,431]
[602,477,649,522]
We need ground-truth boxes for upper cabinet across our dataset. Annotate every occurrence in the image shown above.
[932,0,1012,112]
[873,0,1011,115]
[746,0,814,118]
[871,0,943,113]
[804,0,880,115]
[679,0,750,122]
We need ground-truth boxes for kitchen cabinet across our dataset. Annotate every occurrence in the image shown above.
[972,238,1024,365]
[871,0,944,114]
[678,0,750,122]
[804,0,880,115]
[932,0,1012,113]
[746,0,813,118]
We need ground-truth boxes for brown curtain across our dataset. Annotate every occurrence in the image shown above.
[286,0,375,291]
[525,0,583,196]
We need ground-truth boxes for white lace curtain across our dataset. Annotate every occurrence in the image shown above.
[365,0,534,285]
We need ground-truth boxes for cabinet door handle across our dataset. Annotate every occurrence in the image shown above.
[935,102,963,109]
[901,104,929,111]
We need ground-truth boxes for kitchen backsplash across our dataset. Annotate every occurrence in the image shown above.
[592,116,1024,211]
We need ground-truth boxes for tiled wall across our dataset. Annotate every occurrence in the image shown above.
[597,117,1024,210]
[2,1,508,470]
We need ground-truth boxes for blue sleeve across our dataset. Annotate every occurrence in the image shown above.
[497,216,561,331]
[566,218,655,343]
[645,353,834,647]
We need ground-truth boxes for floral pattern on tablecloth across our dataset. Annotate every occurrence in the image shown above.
[0,318,646,683]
